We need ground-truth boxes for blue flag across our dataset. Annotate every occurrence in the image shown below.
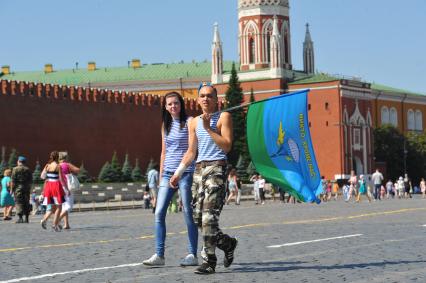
[247,90,322,203]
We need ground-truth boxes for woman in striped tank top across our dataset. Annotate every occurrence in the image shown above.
[170,83,238,275]
[143,92,199,267]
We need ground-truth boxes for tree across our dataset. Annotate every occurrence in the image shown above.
[406,131,426,184]
[32,161,43,184]
[110,151,122,182]
[121,154,133,182]
[225,62,247,165]
[236,154,248,180]
[98,162,114,183]
[145,157,156,176]
[375,125,426,184]
[0,146,7,175]
[132,158,144,182]
[8,148,18,169]
[78,163,91,183]
[374,125,405,181]
[246,161,257,177]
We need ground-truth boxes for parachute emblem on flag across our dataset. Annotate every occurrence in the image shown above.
[271,121,300,163]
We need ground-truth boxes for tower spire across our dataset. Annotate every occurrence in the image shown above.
[211,22,223,84]
[270,15,283,77]
[303,22,315,74]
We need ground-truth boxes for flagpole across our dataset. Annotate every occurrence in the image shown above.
[217,89,310,114]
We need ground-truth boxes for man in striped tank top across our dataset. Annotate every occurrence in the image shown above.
[170,83,238,274]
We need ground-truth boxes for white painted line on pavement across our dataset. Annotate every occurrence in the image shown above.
[423,224,426,227]
[0,262,145,283]
[267,234,363,248]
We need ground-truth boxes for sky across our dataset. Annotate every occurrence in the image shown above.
[0,0,425,93]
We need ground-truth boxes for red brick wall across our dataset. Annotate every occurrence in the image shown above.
[0,80,200,176]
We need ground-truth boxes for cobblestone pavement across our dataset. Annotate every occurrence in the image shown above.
[1,197,426,283]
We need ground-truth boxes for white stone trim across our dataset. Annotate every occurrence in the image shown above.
[239,6,289,18]
[371,89,426,104]
[366,109,372,126]
[341,89,373,100]
[349,100,366,126]
[289,85,338,92]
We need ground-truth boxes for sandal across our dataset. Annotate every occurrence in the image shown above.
[41,220,47,229]
[52,225,62,232]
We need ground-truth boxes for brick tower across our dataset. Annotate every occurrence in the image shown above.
[238,0,292,71]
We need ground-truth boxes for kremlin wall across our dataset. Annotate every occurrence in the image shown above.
[0,79,206,175]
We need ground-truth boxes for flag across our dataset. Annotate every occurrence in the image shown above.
[247,90,322,203]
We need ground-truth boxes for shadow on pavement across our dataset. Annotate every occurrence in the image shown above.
[231,260,426,273]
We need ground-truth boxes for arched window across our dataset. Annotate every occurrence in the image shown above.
[381,106,389,125]
[407,109,415,130]
[281,21,290,64]
[261,20,273,64]
[243,20,259,66]
[249,38,255,64]
[390,107,398,127]
[415,110,423,131]
[266,33,271,63]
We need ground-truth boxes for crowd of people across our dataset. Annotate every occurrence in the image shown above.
[2,82,426,276]
[0,152,79,230]
[317,168,426,203]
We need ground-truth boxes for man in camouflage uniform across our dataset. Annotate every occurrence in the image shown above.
[191,162,237,273]
[11,156,33,223]
[171,83,238,274]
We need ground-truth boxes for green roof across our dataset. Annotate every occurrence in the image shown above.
[0,61,234,86]
[288,73,340,85]
[370,83,425,96]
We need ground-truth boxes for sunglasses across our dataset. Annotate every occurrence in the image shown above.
[198,82,217,95]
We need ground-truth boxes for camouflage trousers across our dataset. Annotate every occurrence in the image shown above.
[14,190,31,217]
[191,163,235,265]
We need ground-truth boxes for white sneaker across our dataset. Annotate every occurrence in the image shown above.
[143,254,165,266]
[180,254,199,266]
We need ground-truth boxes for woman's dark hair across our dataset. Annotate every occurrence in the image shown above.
[162,91,187,135]
[48,151,59,164]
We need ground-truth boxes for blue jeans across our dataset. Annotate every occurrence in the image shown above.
[155,171,198,257]
[374,184,381,200]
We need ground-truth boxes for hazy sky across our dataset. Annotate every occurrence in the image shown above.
[1,0,425,93]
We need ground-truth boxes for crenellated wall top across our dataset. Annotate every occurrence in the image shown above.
[0,79,207,111]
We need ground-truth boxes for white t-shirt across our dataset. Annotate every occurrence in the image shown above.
[371,172,383,185]
[258,179,265,189]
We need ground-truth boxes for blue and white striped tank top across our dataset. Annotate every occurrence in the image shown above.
[196,112,227,163]
[164,118,195,173]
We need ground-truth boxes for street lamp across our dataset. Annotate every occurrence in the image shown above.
[403,138,408,174]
